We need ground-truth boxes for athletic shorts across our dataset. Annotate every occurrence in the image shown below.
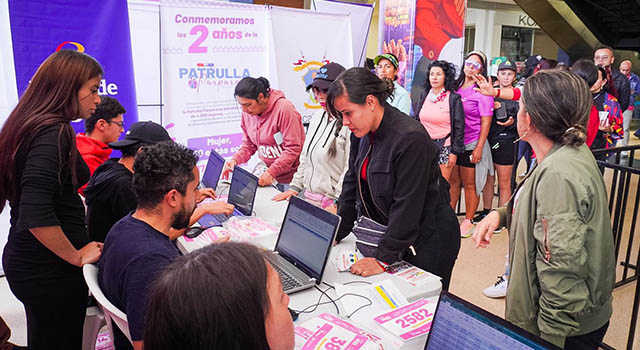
[490,140,516,165]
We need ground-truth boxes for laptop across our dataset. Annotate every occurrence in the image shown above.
[267,196,341,294]
[425,291,561,350]
[201,149,226,189]
[197,166,259,227]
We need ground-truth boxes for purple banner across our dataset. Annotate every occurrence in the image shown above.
[8,0,138,133]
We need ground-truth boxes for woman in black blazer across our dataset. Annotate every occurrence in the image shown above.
[328,68,460,290]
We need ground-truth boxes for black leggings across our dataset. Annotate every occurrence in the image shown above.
[564,321,609,350]
[23,297,87,350]
[404,204,461,290]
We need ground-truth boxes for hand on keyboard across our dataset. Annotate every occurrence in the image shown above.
[200,201,235,216]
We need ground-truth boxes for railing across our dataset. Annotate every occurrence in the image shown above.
[592,145,640,350]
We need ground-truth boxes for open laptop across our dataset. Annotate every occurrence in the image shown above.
[197,166,258,227]
[267,196,341,294]
[201,149,226,189]
[425,291,561,350]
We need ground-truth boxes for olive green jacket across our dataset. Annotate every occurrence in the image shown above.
[496,143,615,348]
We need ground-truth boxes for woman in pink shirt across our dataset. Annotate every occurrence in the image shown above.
[413,60,465,181]
[450,51,494,238]
[223,77,305,189]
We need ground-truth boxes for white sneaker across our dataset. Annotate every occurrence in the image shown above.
[483,275,508,298]
[460,219,475,238]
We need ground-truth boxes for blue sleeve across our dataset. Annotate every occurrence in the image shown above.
[122,253,173,341]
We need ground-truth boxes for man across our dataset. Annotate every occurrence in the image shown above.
[620,60,640,140]
[594,45,631,112]
[84,121,232,243]
[77,96,125,195]
[97,141,201,350]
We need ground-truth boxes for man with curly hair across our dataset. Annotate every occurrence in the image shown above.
[97,141,211,350]
[77,96,126,195]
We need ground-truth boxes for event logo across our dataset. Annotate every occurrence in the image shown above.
[292,52,330,110]
[56,41,85,52]
[53,41,119,96]
[179,62,250,92]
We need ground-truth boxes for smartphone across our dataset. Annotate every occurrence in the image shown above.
[495,103,508,121]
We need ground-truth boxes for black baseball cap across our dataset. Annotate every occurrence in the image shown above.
[498,60,516,72]
[306,62,346,91]
[109,121,171,149]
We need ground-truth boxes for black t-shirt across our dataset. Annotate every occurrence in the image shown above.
[488,97,519,143]
[84,158,137,242]
[3,123,90,300]
[98,214,180,348]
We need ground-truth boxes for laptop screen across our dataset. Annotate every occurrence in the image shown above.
[274,196,340,282]
[425,292,560,350]
[201,150,225,189]
[227,167,258,216]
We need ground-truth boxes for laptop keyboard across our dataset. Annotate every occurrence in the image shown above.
[272,263,303,291]
[211,213,231,222]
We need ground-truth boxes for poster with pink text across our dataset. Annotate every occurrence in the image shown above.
[160,0,270,169]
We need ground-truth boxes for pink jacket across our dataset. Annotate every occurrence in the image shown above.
[232,89,305,184]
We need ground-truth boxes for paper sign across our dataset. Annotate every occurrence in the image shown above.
[373,298,437,341]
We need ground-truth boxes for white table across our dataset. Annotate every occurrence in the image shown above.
[177,185,442,323]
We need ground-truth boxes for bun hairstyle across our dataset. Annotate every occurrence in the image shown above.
[326,67,393,120]
[234,76,271,100]
[522,70,590,147]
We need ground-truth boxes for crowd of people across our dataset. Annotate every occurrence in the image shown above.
[0,44,637,350]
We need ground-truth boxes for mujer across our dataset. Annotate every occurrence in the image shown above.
[449,50,494,238]
[272,62,350,213]
[374,53,411,115]
[413,60,465,181]
[0,50,104,349]
[223,77,305,190]
[328,68,460,289]
[473,70,614,350]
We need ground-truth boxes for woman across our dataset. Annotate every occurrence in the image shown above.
[0,50,104,349]
[473,70,614,350]
[374,53,411,115]
[144,242,294,350]
[413,60,465,181]
[272,62,350,213]
[328,68,460,289]
[571,60,623,162]
[477,60,519,222]
[223,77,305,190]
[449,51,494,238]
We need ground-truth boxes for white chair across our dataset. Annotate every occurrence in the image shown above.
[83,264,133,346]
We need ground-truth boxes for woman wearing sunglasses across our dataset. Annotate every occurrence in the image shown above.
[272,62,350,213]
[449,51,494,238]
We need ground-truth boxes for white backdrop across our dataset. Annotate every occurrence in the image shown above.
[270,6,353,125]
[312,0,373,67]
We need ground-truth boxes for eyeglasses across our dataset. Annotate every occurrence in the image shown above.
[184,226,208,239]
[464,59,483,70]
[108,120,124,128]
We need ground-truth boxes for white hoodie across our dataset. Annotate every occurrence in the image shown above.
[289,110,350,200]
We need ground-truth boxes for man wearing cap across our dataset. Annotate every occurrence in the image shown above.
[272,62,351,213]
[374,53,412,115]
[84,121,232,242]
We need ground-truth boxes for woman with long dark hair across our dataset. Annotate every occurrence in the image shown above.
[328,68,460,289]
[144,242,294,350]
[449,51,494,238]
[0,50,104,349]
[413,60,465,181]
[272,62,350,213]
